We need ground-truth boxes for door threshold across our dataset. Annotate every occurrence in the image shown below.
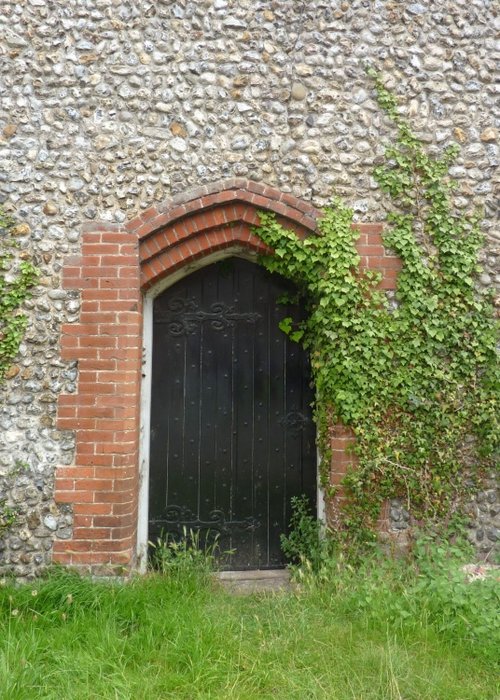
[216,569,289,580]
[214,569,291,594]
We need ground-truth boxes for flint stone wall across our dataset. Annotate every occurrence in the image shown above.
[0,0,498,578]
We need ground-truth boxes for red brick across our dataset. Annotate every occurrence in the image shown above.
[76,442,97,456]
[213,189,238,205]
[356,223,384,234]
[118,291,141,304]
[78,382,116,395]
[297,213,316,230]
[85,289,119,301]
[58,394,84,407]
[80,358,116,371]
[79,312,115,325]
[62,265,82,279]
[57,417,96,431]
[145,213,174,237]
[54,478,75,491]
[139,237,160,262]
[125,214,143,232]
[57,466,95,478]
[120,243,138,255]
[98,300,137,313]
[210,208,228,227]
[81,300,99,312]
[112,501,136,516]
[95,490,133,503]
[382,257,402,270]
[69,552,111,564]
[241,207,261,225]
[79,336,117,349]
[100,255,138,266]
[140,205,159,223]
[57,404,78,417]
[73,528,111,540]
[246,181,268,196]
[199,232,214,253]
[98,442,137,455]
[75,405,112,419]
[163,204,186,222]
[93,516,122,528]
[75,478,114,491]
[356,244,385,256]
[76,503,113,515]
[56,490,95,504]
[100,232,129,244]
[110,525,135,540]
[112,454,138,467]
[82,243,121,255]
[97,467,136,480]
[90,540,132,553]
[52,551,72,564]
[270,200,291,218]
[118,267,140,280]
[186,236,203,256]
[76,454,114,467]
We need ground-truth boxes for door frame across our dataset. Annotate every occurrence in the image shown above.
[136,247,324,571]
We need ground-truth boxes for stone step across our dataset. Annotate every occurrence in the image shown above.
[214,569,292,595]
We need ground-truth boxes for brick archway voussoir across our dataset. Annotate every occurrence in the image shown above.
[127,178,320,243]
[137,180,319,290]
[140,223,273,290]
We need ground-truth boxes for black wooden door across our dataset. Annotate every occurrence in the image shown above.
[149,258,316,569]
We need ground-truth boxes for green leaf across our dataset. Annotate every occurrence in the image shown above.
[278,317,293,335]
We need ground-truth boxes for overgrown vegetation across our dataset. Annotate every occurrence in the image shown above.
[0,550,498,699]
[0,503,18,541]
[253,73,499,543]
[0,207,39,538]
[282,497,499,661]
[280,494,332,573]
[148,527,223,576]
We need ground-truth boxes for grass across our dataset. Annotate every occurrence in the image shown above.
[0,553,498,700]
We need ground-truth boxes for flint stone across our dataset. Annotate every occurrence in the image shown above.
[291,83,308,101]
[43,515,58,531]
[170,137,187,153]
[407,4,427,14]
[223,17,246,29]
[480,128,497,142]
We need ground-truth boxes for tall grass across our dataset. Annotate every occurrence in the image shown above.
[0,545,498,699]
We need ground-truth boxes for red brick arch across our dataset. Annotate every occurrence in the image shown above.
[53,179,400,573]
[134,180,319,291]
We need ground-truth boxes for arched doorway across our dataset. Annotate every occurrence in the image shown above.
[148,257,316,569]
[55,179,393,574]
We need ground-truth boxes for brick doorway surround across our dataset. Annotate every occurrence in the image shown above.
[54,179,401,574]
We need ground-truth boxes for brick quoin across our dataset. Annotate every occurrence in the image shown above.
[55,179,401,573]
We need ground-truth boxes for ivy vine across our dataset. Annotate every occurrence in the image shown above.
[0,206,39,538]
[253,72,499,543]
[0,208,38,382]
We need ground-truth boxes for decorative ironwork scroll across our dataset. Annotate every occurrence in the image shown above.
[150,505,260,537]
[279,411,310,436]
[155,298,261,335]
